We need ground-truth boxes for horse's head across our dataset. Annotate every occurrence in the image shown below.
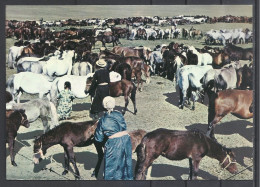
[220,149,238,174]
[84,73,94,95]
[33,137,45,164]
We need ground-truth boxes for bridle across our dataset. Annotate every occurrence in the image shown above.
[219,154,237,170]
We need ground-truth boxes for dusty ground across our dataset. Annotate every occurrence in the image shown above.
[5,6,253,180]
[6,74,253,180]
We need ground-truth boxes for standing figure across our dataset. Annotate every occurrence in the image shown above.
[89,59,110,119]
[94,96,133,180]
[57,81,75,120]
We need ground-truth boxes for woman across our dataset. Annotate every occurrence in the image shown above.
[57,81,75,120]
[89,59,110,119]
[94,96,133,180]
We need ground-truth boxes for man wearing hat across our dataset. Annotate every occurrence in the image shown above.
[88,59,110,119]
[94,96,133,180]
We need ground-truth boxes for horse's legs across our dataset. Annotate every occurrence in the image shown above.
[40,116,50,133]
[179,87,184,109]
[122,94,129,115]
[192,159,201,180]
[92,141,104,178]
[49,101,59,128]
[62,148,69,175]
[9,139,17,166]
[17,91,22,104]
[66,147,80,179]
[206,115,224,139]
[189,158,193,180]
[130,85,137,115]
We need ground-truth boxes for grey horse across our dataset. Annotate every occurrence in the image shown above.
[6,97,59,133]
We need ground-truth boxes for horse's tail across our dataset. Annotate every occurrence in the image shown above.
[49,101,59,128]
[49,78,60,107]
[7,49,14,69]
[6,74,15,94]
[135,138,147,179]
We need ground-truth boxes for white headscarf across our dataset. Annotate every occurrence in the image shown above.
[103,96,115,114]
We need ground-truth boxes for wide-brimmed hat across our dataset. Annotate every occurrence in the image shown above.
[96,59,107,67]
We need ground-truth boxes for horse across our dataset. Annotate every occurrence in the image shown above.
[6,72,53,103]
[224,44,253,61]
[207,89,253,139]
[110,61,132,81]
[33,120,146,179]
[85,76,137,115]
[135,128,238,180]
[72,62,92,76]
[6,109,30,166]
[6,91,13,103]
[188,46,213,66]
[7,46,24,69]
[236,64,253,90]
[6,97,59,133]
[50,73,94,107]
[95,34,120,48]
[33,120,102,179]
[177,65,213,110]
[43,50,75,78]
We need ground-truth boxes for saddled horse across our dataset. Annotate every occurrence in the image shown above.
[6,72,53,103]
[135,128,237,180]
[6,97,59,133]
[85,76,137,115]
[207,89,253,139]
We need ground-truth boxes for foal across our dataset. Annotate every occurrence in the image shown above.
[135,128,237,180]
[6,109,30,166]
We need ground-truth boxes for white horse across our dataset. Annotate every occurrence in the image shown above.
[6,98,59,133]
[188,46,212,66]
[43,50,75,78]
[6,72,54,103]
[177,65,213,110]
[50,73,94,106]
[7,46,24,69]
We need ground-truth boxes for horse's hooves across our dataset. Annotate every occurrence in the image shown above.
[75,176,81,180]
[179,105,183,109]
[134,110,137,115]
[11,161,17,167]
[62,170,68,175]
[191,106,195,110]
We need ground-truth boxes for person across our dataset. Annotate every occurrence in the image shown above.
[94,96,133,180]
[57,81,75,120]
[89,59,110,119]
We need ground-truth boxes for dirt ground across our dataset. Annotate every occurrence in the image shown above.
[6,73,253,180]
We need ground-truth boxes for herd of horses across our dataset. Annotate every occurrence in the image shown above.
[5,16,254,180]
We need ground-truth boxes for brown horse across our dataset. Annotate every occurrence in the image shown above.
[6,109,30,166]
[85,77,137,115]
[33,120,145,179]
[135,128,238,180]
[207,89,253,139]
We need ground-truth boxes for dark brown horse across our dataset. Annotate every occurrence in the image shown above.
[33,120,103,179]
[207,90,253,139]
[135,128,238,180]
[85,77,137,115]
[6,91,13,103]
[6,109,30,166]
[33,120,145,179]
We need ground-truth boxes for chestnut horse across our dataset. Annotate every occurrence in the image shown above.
[135,128,238,180]
[207,89,253,139]
[85,76,137,115]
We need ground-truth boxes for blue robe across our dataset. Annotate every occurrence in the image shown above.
[94,111,133,180]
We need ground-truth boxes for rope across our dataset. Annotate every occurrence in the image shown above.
[12,139,85,180]
[13,151,70,180]
[224,164,253,180]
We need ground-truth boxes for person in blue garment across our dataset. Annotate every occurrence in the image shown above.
[94,96,133,180]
